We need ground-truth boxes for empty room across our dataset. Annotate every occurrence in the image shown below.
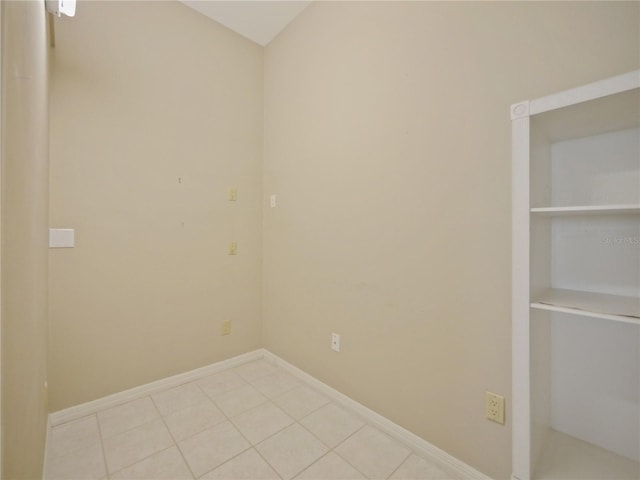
[1,1,638,479]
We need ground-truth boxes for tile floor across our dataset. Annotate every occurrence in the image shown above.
[45,359,462,480]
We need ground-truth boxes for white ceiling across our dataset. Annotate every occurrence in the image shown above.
[179,1,312,46]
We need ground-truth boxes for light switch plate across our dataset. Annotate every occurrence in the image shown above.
[49,228,75,248]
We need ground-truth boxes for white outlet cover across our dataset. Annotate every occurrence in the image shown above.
[331,333,340,352]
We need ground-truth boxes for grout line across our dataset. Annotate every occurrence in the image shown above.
[108,444,179,480]
[263,350,490,480]
[45,415,102,460]
[229,402,294,447]
[323,422,372,479]
[214,361,404,480]
[106,428,166,475]
[100,399,173,477]
[384,449,412,480]
[149,394,199,479]
[205,363,328,479]
[213,376,317,479]
[253,447,285,480]
[46,352,484,480]
[197,378,251,405]
[168,380,252,479]
[97,396,162,440]
[95,413,112,479]
[117,377,395,480]
[290,450,333,479]
[49,350,266,427]
[188,372,263,479]
[195,446,257,480]
[272,391,331,422]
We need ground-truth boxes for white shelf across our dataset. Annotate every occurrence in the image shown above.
[529,70,640,117]
[530,205,640,216]
[531,288,640,325]
[529,80,640,142]
[534,430,640,480]
[513,71,640,480]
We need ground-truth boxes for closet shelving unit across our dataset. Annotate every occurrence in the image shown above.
[511,70,640,480]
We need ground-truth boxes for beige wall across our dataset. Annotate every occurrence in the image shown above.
[1,1,50,478]
[46,1,640,477]
[263,2,640,478]
[49,1,263,411]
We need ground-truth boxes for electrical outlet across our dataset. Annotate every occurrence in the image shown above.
[228,242,237,255]
[221,320,231,336]
[485,391,505,424]
[331,333,340,352]
[228,187,237,201]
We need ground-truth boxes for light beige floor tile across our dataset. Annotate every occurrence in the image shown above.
[334,425,411,480]
[213,383,269,417]
[49,415,101,458]
[389,453,457,480]
[233,360,278,383]
[257,423,329,480]
[102,418,174,474]
[299,403,365,448]
[231,401,294,444]
[45,364,469,480]
[197,370,247,400]
[249,370,301,398]
[273,385,329,420]
[295,452,366,480]
[178,420,250,478]
[98,397,159,438]
[46,441,106,480]
[200,448,279,479]
[110,446,193,479]
[164,398,226,441]
[152,382,209,416]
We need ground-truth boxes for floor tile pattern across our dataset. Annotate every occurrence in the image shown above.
[45,359,463,479]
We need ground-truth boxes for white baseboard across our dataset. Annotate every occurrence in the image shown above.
[48,349,264,426]
[47,348,491,480]
[262,349,493,480]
